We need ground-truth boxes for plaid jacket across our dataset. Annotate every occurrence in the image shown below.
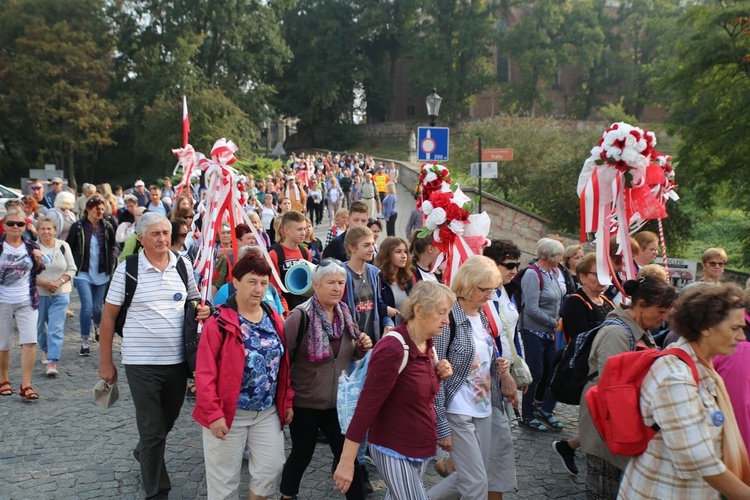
[0,234,45,309]
[618,338,726,498]
[434,302,497,439]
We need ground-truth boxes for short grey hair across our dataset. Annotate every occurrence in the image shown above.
[136,212,169,235]
[124,194,138,205]
[237,245,261,260]
[36,215,58,231]
[537,237,565,261]
[54,191,76,210]
[312,260,347,282]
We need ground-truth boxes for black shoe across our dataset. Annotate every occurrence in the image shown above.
[93,325,100,343]
[552,440,579,475]
[133,448,140,463]
[359,463,373,494]
[79,344,90,357]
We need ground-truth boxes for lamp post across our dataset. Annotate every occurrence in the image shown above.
[263,104,271,158]
[425,88,442,127]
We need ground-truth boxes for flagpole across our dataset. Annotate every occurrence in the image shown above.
[182,95,190,147]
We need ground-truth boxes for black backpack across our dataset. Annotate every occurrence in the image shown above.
[549,317,633,405]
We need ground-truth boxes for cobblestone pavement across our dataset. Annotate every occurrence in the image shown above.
[0,183,586,499]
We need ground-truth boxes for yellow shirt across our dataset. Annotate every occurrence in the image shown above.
[373,173,389,193]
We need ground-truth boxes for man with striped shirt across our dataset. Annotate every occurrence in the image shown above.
[99,212,210,499]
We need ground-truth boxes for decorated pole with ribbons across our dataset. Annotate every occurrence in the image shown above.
[191,138,288,306]
[577,122,678,294]
[416,163,505,338]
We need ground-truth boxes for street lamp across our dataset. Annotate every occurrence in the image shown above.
[263,104,272,158]
[425,88,442,127]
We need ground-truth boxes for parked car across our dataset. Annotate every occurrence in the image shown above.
[0,184,22,217]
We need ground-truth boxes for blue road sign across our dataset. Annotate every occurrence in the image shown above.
[417,127,450,161]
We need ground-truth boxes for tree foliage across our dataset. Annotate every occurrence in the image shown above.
[0,0,119,186]
[408,0,498,119]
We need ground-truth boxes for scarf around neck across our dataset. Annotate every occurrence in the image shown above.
[306,295,360,362]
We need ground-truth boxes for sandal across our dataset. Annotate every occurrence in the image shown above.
[519,418,548,432]
[19,385,39,401]
[0,380,12,396]
[185,381,196,399]
[536,410,564,430]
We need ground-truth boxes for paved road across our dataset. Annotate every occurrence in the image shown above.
[0,183,586,499]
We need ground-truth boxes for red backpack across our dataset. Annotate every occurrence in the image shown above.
[585,347,700,456]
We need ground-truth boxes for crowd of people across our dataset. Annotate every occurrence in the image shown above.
[1,152,750,500]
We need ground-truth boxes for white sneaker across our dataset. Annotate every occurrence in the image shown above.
[41,357,48,365]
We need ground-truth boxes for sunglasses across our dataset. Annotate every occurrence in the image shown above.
[5,221,26,227]
[29,186,43,191]
[185,214,195,219]
[319,258,343,268]
[498,261,521,270]
[706,261,726,268]
[179,232,189,237]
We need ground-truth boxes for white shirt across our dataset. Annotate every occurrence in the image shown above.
[0,242,32,303]
[447,315,493,418]
[105,251,199,365]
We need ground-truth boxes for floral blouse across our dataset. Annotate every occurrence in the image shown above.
[237,312,285,411]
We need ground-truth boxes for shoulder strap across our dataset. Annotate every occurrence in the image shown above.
[448,311,457,348]
[570,293,593,311]
[271,243,285,264]
[122,254,140,314]
[299,244,310,261]
[174,253,189,288]
[291,308,308,362]
[383,331,411,374]
[658,348,700,384]
[531,264,545,292]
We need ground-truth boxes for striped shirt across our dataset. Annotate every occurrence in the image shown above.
[106,251,199,365]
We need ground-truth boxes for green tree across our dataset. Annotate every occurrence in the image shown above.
[611,0,680,121]
[356,0,420,122]
[663,2,750,260]
[272,0,363,146]
[408,0,498,119]
[0,0,119,187]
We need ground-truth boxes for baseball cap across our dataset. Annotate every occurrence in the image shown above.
[134,180,145,187]
[93,380,120,409]
[50,177,63,184]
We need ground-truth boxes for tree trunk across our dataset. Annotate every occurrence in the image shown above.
[67,144,77,193]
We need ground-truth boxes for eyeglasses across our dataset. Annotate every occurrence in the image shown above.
[706,261,726,268]
[29,185,43,191]
[498,261,520,270]
[477,286,499,294]
[319,258,343,268]
[5,221,26,228]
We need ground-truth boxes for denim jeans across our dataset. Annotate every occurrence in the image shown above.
[37,293,71,362]
[74,278,108,339]
[521,329,558,421]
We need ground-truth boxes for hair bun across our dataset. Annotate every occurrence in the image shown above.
[622,278,640,296]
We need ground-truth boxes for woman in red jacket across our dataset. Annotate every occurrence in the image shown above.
[193,252,293,500]
[333,281,456,498]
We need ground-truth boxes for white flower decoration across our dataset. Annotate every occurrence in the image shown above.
[425,207,446,230]
[424,171,438,184]
[449,219,466,235]
[422,200,434,215]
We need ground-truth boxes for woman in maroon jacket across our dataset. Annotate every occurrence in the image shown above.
[193,253,293,500]
[333,281,455,498]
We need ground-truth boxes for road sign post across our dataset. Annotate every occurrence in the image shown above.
[417,127,450,161]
